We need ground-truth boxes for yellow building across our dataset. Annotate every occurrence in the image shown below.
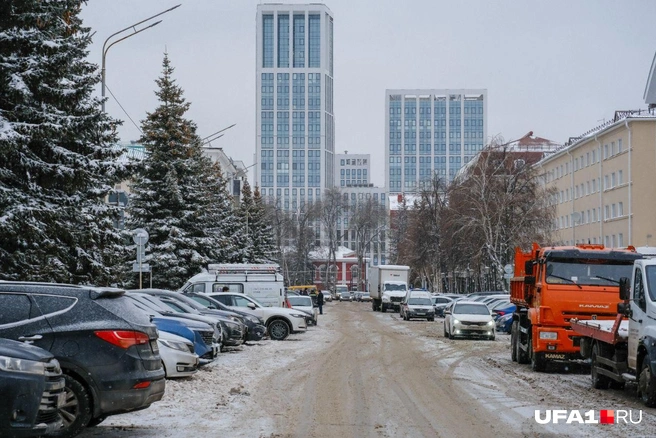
[537,110,656,247]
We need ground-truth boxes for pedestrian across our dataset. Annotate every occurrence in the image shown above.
[222,286,229,292]
[317,289,324,315]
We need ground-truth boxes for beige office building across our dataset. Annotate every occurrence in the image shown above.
[537,111,656,248]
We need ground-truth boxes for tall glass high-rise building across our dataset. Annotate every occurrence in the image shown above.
[385,89,487,193]
[255,4,334,210]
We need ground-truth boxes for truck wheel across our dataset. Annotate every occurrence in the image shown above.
[516,325,530,364]
[51,374,92,438]
[529,337,546,372]
[510,321,516,361]
[591,343,610,389]
[268,319,290,341]
[639,356,656,407]
[381,304,387,312]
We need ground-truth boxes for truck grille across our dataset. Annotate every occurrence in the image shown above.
[390,296,403,303]
[461,321,488,326]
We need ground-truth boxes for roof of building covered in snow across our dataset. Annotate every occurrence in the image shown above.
[309,246,356,261]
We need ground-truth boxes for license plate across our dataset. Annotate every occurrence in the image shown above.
[416,313,425,315]
[150,340,159,353]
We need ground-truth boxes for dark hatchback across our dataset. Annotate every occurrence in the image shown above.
[0,282,165,437]
[0,338,64,437]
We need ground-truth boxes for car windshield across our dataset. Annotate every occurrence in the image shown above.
[454,303,490,315]
[408,298,432,305]
[384,283,406,291]
[288,296,313,306]
[545,260,636,286]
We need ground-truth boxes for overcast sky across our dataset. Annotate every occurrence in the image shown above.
[80,0,656,186]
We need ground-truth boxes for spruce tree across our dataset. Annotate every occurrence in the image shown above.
[0,1,127,284]
[249,185,276,262]
[127,54,242,289]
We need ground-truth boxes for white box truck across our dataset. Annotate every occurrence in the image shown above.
[181,264,285,307]
[369,265,410,312]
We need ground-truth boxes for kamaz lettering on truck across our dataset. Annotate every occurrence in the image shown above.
[510,243,640,372]
[369,265,410,313]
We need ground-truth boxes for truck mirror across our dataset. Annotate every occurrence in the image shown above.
[619,277,630,300]
[524,261,533,276]
[617,302,631,317]
[524,276,535,286]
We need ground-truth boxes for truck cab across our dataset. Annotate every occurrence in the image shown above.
[625,259,656,376]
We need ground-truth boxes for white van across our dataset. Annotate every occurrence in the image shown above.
[181,264,285,307]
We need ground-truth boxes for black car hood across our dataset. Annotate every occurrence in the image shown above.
[0,338,53,362]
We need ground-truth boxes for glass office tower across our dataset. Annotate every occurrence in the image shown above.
[255,4,334,210]
[385,89,487,193]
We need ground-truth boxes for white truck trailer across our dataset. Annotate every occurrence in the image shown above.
[369,265,410,312]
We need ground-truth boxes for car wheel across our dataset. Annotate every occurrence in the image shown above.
[639,356,656,407]
[52,374,92,438]
[268,319,290,341]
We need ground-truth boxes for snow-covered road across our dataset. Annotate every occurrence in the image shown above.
[80,302,656,437]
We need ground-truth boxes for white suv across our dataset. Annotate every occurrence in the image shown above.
[208,292,307,340]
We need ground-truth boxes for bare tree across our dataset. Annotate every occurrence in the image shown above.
[349,198,388,290]
[404,174,448,290]
[445,138,556,289]
[388,195,410,265]
[319,187,343,292]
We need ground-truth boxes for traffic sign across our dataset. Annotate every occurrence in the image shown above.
[132,228,149,245]
[133,263,150,273]
[504,264,514,275]
[503,273,513,279]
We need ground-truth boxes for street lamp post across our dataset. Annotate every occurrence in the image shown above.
[101,4,181,112]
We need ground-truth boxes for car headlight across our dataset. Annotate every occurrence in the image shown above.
[539,331,558,340]
[382,297,390,302]
[225,321,240,331]
[452,319,460,325]
[160,339,191,352]
[0,355,46,375]
[290,313,307,319]
[487,320,495,326]
[246,315,260,324]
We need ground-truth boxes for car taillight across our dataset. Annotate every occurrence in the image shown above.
[496,311,505,316]
[95,330,150,349]
[132,381,151,389]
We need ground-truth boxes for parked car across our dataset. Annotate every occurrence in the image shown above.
[353,291,364,301]
[490,301,516,320]
[181,292,267,341]
[338,290,352,302]
[360,292,371,302]
[127,294,219,362]
[0,283,165,437]
[400,291,435,321]
[496,313,513,333]
[444,300,496,340]
[287,295,318,325]
[136,289,247,347]
[207,292,307,341]
[157,331,198,378]
[0,338,64,437]
[320,290,333,302]
[431,295,454,317]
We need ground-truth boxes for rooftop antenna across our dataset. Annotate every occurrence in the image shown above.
[644,51,656,109]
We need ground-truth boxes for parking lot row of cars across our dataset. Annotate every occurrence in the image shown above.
[0,282,315,438]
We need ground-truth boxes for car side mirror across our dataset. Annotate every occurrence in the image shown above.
[247,302,256,310]
[619,277,631,300]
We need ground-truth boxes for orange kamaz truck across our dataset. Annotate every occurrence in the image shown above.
[510,243,642,371]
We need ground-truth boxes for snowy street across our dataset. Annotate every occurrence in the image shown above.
[79,301,656,438]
